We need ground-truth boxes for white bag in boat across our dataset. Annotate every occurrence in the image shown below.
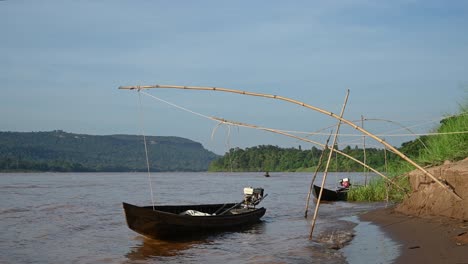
[179,210,212,216]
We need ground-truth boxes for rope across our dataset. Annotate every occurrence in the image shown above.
[139,90,468,138]
[140,90,212,120]
[137,91,156,210]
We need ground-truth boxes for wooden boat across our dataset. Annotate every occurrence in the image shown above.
[312,184,348,201]
[123,202,266,240]
[123,187,267,240]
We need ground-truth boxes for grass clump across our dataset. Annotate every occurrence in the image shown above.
[418,111,468,164]
[347,180,388,202]
[347,172,410,202]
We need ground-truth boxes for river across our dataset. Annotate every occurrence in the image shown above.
[1,172,400,263]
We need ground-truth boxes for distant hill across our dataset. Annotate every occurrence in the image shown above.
[0,130,219,172]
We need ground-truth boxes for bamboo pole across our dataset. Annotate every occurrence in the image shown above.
[384,146,389,203]
[309,90,349,240]
[119,84,461,201]
[304,135,330,218]
[362,115,368,186]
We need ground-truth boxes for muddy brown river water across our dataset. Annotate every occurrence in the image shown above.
[1,172,400,263]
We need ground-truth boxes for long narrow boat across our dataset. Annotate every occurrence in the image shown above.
[123,202,266,240]
[312,184,348,201]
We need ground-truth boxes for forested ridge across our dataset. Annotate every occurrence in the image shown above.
[0,130,219,172]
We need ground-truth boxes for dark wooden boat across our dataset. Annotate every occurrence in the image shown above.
[313,184,348,201]
[123,202,266,240]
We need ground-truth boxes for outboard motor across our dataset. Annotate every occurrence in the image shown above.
[243,187,265,207]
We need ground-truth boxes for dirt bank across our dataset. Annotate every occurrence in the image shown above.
[361,207,468,264]
[396,157,468,220]
[358,158,468,263]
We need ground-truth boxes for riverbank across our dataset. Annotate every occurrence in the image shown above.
[360,207,468,263]
[348,158,468,263]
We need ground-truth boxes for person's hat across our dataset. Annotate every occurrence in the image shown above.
[343,178,349,181]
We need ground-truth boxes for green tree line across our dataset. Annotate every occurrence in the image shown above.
[208,144,408,172]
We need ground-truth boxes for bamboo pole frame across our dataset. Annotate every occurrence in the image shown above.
[119,84,461,201]
[211,117,405,192]
[309,90,349,240]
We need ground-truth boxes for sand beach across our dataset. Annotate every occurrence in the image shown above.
[361,208,468,263]
[359,158,468,263]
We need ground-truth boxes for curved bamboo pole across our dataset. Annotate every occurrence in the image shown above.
[119,84,461,200]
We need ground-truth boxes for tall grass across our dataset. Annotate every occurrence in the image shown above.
[349,97,467,202]
[347,172,410,202]
[418,107,468,164]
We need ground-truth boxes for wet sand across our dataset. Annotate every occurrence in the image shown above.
[360,207,468,264]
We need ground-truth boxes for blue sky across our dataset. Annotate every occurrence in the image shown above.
[1,0,467,154]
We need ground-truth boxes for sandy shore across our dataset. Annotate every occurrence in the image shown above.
[360,207,468,264]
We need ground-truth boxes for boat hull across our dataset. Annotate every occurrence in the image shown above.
[123,202,266,240]
[313,185,348,201]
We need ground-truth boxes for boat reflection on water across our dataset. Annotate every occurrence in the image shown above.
[125,221,267,261]
[125,237,206,260]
